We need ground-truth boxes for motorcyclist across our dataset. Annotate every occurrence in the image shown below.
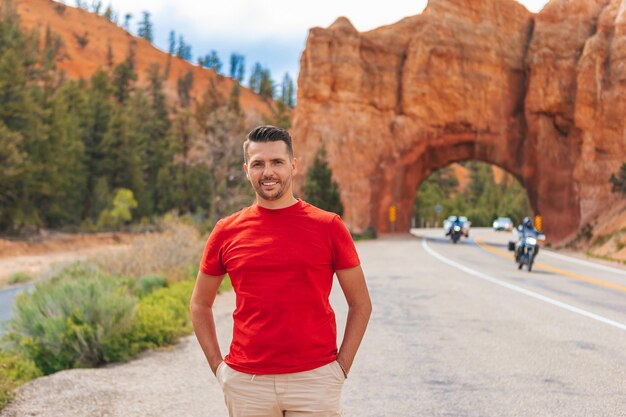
[515,216,539,262]
[447,216,464,236]
[446,216,463,232]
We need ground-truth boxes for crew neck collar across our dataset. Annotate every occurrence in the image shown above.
[255,198,303,214]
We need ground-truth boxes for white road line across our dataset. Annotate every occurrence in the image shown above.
[541,250,626,276]
[421,238,626,332]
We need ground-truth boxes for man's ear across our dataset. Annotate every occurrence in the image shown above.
[243,162,249,178]
[292,157,297,176]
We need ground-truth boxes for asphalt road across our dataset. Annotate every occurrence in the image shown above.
[3,228,626,416]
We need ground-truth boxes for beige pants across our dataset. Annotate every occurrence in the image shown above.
[216,361,346,417]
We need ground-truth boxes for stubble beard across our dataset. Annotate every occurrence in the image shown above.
[255,174,292,202]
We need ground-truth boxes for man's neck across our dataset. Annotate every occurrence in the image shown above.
[256,195,298,210]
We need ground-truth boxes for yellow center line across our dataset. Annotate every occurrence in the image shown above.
[474,237,626,294]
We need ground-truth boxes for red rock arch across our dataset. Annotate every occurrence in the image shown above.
[292,0,624,242]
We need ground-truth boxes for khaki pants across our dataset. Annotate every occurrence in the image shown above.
[216,361,346,417]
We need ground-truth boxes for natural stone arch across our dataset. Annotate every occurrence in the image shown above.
[292,0,625,243]
[375,138,537,235]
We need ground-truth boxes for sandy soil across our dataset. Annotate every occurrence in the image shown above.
[0,232,136,285]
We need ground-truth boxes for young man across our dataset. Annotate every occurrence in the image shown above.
[190,125,371,417]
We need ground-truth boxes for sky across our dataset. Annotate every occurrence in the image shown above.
[99,0,550,88]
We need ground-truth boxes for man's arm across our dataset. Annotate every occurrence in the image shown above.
[335,265,372,376]
[189,271,225,375]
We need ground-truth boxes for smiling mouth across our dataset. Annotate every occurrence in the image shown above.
[261,180,279,186]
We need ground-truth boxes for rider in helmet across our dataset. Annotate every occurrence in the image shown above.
[447,215,464,236]
[515,216,539,262]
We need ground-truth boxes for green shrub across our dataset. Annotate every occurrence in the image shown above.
[136,274,167,297]
[0,352,42,409]
[2,264,137,374]
[6,272,33,286]
[128,280,194,351]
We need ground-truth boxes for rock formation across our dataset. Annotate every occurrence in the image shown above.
[293,0,625,242]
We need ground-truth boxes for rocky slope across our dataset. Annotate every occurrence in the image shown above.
[15,0,276,122]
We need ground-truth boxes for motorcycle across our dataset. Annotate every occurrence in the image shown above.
[508,233,545,272]
[450,224,462,244]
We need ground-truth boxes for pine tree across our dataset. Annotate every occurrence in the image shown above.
[280,73,295,108]
[176,35,192,61]
[137,11,153,43]
[103,4,113,21]
[228,82,241,113]
[248,62,262,93]
[610,163,626,196]
[229,53,245,82]
[123,13,132,31]
[41,81,88,226]
[90,1,102,15]
[199,50,222,72]
[0,121,25,230]
[177,70,193,108]
[83,69,113,221]
[258,68,274,99]
[144,64,174,215]
[112,54,137,104]
[303,147,344,216]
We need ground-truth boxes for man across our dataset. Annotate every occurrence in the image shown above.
[190,125,372,417]
[515,216,539,263]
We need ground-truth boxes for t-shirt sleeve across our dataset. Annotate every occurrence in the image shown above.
[330,215,361,271]
[199,220,227,276]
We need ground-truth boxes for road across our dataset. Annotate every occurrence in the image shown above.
[3,228,626,416]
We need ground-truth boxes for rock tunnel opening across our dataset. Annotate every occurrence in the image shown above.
[411,161,533,232]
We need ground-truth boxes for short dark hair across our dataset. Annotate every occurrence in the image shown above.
[243,125,294,163]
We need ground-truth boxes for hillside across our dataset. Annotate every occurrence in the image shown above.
[14,0,276,122]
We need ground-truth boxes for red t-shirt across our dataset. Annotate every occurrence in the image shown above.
[199,199,360,374]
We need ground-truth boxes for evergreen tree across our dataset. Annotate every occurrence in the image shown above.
[90,0,102,15]
[137,11,153,43]
[258,68,274,99]
[83,69,113,221]
[177,70,193,108]
[112,54,137,104]
[280,72,295,108]
[144,64,175,215]
[176,35,192,61]
[40,81,88,227]
[123,13,132,31]
[168,30,176,55]
[99,96,147,220]
[610,163,626,196]
[199,50,222,72]
[103,4,113,22]
[263,100,291,129]
[229,53,245,82]
[248,62,262,93]
[228,82,241,113]
[303,147,344,216]
[0,122,25,230]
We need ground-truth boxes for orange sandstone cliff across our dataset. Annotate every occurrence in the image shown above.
[293,0,626,242]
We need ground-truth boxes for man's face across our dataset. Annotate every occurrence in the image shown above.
[244,141,297,203]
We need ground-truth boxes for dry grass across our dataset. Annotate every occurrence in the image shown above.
[90,216,205,282]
